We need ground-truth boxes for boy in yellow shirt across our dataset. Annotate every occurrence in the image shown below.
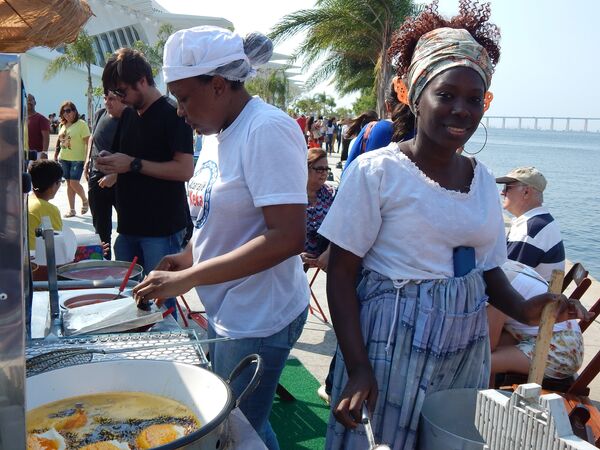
[28,160,63,251]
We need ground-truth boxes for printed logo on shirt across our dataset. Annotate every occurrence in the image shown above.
[188,159,218,229]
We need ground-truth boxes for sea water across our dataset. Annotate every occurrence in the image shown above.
[465,127,600,279]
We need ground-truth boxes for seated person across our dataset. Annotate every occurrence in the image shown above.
[488,260,583,384]
[28,160,63,251]
[301,148,335,271]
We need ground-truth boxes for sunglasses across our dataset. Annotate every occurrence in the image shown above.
[62,108,74,114]
[110,88,127,98]
[501,183,526,195]
[310,166,331,174]
[110,83,136,99]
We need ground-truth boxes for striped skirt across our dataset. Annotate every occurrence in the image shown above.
[325,269,491,450]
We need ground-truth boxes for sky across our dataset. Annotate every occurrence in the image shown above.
[157,0,600,118]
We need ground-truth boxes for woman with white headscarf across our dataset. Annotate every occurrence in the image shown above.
[132,26,309,450]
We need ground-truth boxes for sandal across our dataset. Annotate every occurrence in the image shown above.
[64,209,76,218]
[81,200,89,215]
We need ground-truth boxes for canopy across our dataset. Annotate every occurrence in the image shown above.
[0,0,92,52]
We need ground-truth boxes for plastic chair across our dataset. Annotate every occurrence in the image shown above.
[307,268,329,323]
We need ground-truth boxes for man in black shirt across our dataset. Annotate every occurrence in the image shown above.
[96,48,193,316]
[84,92,126,259]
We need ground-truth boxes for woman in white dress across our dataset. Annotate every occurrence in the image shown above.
[318,2,590,449]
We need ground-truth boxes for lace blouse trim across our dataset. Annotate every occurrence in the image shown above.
[395,143,480,199]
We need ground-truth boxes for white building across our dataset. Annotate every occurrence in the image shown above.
[21,0,233,118]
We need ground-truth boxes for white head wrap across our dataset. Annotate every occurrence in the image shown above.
[162,25,273,84]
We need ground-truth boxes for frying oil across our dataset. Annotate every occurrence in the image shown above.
[27,391,200,449]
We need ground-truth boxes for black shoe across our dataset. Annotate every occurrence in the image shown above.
[336,162,342,169]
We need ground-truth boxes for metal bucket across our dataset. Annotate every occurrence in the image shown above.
[418,388,487,450]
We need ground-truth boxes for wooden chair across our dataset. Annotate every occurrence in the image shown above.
[580,296,600,334]
[561,263,595,333]
[562,263,592,300]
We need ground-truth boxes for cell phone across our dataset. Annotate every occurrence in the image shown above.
[453,246,475,277]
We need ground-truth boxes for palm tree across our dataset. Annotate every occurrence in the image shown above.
[134,23,174,93]
[270,0,417,116]
[45,31,96,122]
[246,68,294,110]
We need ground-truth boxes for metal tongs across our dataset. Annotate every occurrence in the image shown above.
[361,403,391,450]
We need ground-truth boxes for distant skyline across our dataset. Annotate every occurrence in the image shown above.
[157,0,600,118]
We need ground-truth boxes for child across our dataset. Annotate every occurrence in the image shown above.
[28,160,63,251]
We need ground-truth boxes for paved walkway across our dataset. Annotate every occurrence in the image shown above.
[44,135,600,402]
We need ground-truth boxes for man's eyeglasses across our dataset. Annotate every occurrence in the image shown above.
[62,108,73,114]
[310,166,331,174]
[110,87,128,98]
[501,183,526,196]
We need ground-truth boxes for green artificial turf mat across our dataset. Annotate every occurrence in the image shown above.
[270,357,330,449]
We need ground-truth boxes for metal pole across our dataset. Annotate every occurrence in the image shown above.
[0,53,26,450]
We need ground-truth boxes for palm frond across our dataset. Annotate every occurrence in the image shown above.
[270,0,417,112]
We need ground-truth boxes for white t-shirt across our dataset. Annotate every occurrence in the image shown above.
[188,97,309,338]
[319,143,507,280]
[502,260,575,336]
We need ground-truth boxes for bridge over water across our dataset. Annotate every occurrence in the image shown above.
[484,116,600,132]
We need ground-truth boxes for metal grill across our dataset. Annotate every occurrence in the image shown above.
[26,330,209,377]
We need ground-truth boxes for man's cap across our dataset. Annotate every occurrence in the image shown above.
[495,166,547,192]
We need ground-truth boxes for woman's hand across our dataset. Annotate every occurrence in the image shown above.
[300,252,319,268]
[558,296,593,322]
[333,364,378,429]
[317,246,330,272]
[132,269,195,307]
[155,251,193,272]
[523,293,594,325]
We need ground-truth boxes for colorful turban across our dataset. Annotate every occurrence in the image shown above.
[405,27,493,113]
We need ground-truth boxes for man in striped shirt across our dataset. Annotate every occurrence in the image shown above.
[496,167,565,282]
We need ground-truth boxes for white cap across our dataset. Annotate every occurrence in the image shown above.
[162,26,272,84]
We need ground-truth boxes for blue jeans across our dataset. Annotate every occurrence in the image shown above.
[114,228,186,318]
[59,159,84,180]
[208,307,308,450]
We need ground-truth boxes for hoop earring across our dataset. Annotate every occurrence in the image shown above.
[413,116,418,140]
[463,121,487,155]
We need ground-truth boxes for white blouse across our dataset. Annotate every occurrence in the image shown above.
[318,143,507,280]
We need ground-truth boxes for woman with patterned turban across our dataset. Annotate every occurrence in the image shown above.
[318,1,589,448]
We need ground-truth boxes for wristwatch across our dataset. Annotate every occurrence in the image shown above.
[130,157,142,173]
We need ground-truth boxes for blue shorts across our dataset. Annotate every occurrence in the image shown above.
[59,159,84,180]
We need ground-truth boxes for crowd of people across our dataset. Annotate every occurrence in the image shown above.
[25,2,592,449]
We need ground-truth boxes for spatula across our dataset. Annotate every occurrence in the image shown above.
[112,256,138,300]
